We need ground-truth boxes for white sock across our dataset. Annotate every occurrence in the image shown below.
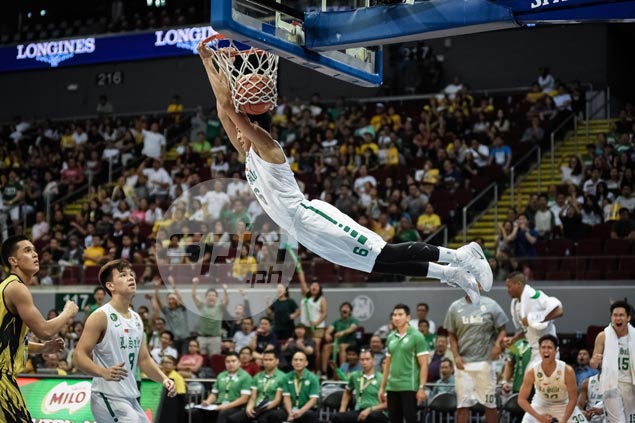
[437,247,456,264]
[427,262,447,280]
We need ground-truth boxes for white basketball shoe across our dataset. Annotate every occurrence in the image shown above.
[441,265,480,305]
[455,242,493,291]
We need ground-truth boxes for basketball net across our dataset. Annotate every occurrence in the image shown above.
[208,34,279,113]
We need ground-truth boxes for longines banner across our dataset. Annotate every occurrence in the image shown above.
[17,376,163,422]
[0,26,231,72]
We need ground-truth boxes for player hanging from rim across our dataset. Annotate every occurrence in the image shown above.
[196,35,491,304]
[74,259,176,423]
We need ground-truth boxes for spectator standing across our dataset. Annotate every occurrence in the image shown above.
[141,122,166,159]
[489,135,513,174]
[266,284,300,340]
[191,278,228,356]
[153,276,190,355]
[409,302,437,333]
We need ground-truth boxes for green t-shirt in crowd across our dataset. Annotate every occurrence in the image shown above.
[385,326,429,392]
[347,370,383,411]
[198,302,223,337]
[332,317,360,345]
[282,369,320,409]
[2,181,22,203]
[212,369,253,404]
[252,369,286,404]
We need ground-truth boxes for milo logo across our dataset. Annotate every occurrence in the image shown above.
[43,381,91,414]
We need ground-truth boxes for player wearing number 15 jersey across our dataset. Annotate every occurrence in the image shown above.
[74,260,176,423]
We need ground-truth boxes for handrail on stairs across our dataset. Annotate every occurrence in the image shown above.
[585,87,611,141]
[462,182,498,244]
[549,114,577,181]
[510,145,541,206]
[423,224,448,247]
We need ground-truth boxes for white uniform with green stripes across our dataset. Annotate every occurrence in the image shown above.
[90,303,148,423]
[246,145,386,272]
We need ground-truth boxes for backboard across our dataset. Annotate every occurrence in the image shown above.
[210,0,383,87]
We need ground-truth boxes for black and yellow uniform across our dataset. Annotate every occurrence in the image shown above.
[0,274,32,423]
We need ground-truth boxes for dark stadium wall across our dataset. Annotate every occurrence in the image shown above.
[606,24,635,104]
[422,24,609,91]
[32,282,634,335]
[0,23,623,122]
[0,56,376,122]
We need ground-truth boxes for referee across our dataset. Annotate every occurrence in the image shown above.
[379,304,429,423]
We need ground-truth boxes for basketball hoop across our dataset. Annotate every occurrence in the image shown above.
[207,33,279,114]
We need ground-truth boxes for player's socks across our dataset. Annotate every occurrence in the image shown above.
[426,262,447,280]
[436,246,457,264]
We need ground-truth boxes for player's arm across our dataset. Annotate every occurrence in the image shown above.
[28,338,65,355]
[222,284,229,307]
[7,282,78,339]
[518,368,543,421]
[268,388,283,410]
[218,392,250,411]
[283,392,293,417]
[137,336,176,397]
[543,304,564,322]
[416,353,429,403]
[561,364,578,423]
[501,358,514,391]
[191,277,203,308]
[492,326,507,359]
[378,355,391,403]
[577,378,589,411]
[217,106,245,155]
[590,331,605,369]
[339,388,351,412]
[448,332,464,369]
[166,275,183,304]
[74,311,127,380]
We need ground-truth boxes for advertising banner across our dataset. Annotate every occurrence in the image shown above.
[0,25,227,73]
[17,376,163,423]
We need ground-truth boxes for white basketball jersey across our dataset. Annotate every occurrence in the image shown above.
[587,374,603,408]
[533,360,569,405]
[245,144,304,230]
[91,303,144,399]
[617,336,632,383]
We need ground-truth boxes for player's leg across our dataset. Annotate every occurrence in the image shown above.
[292,199,487,297]
[618,382,635,423]
[471,362,498,423]
[0,376,32,423]
[603,388,626,423]
[91,393,151,423]
[366,410,390,423]
[386,391,405,423]
[374,241,492,291]
[455,367,477,423]
[331,411,360,423]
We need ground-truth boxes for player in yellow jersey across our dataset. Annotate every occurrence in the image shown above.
[0,235,79,422]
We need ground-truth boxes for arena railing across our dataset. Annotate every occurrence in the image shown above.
[509,144,541,206]
[462,182,498,244]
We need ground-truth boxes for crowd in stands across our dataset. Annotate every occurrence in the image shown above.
[2,68,635,287]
